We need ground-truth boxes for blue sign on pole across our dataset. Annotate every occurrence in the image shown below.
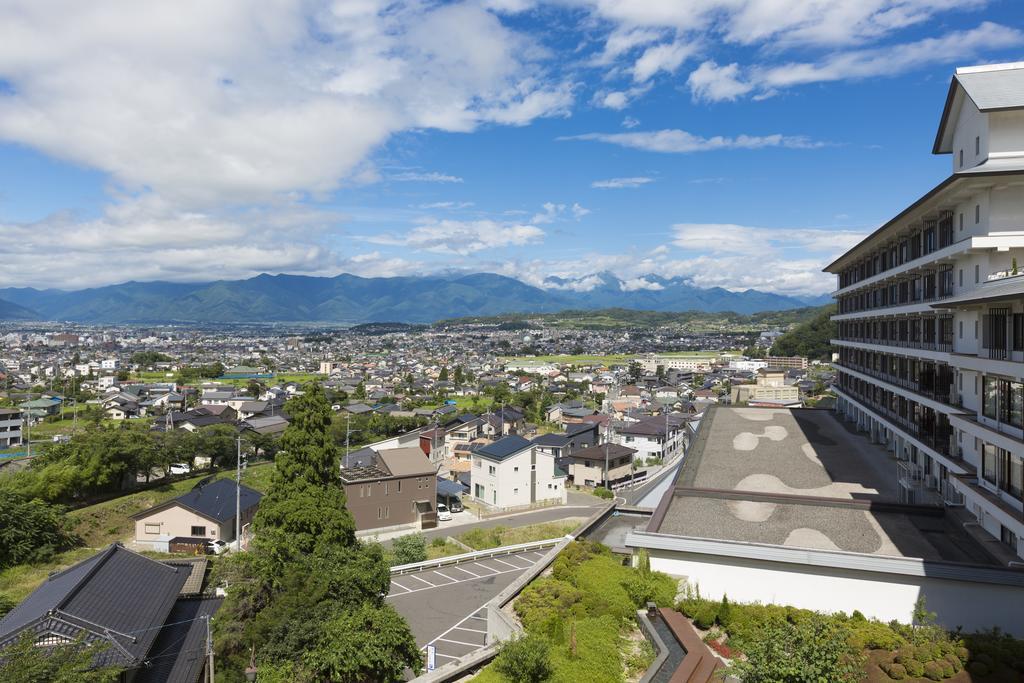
[427,644,437,671]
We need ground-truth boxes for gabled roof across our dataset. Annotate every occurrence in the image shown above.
[533,432,571,447]
[376,446,434,477]
[934,63,1024,153]
[0,544,188,669]
[475,435,532,461]
[132,478,262,523]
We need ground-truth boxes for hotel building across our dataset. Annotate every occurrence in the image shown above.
[826,63,1024,560]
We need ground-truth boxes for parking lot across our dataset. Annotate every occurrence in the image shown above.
[386,548,550,667]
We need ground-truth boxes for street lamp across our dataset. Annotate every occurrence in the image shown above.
[244,645,258,682]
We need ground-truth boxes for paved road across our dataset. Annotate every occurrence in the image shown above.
[386,548,549,667]
[619,456,684,507]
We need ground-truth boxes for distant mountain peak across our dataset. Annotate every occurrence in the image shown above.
[0,271,827,323]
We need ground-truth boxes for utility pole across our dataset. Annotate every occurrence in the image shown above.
[604,420,610,491]
[206,614,214,683]
[235,437,242,551]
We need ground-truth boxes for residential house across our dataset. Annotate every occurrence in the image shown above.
[340,446,438,532]
[0,408,22,449]
[0,543,221,683]
[613,414,689,463]
[564,442,637,488]
[132,478,263,550]
[470,435,567,509]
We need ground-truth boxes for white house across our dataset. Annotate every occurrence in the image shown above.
[470,435,566,509]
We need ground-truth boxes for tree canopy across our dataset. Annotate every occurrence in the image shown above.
[770,305,836,361]
[214,384,421,681]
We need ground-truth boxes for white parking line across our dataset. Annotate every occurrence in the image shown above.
[389,563,528,596]
[421,608,489,652]
[433,570,457,582]
[390,581,412,593]
[408,574,436,587]
[422,572,455,586]
[436,637,484,648]
[468,615,488,622]
[473,562,503,573]
[451,565,479,578]
[489,557,522,570]
[433,652,460,661]
[452,626,488,634]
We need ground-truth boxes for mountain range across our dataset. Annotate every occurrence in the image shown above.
[0,272,830,324]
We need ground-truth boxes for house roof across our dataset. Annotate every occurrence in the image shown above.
[934,63,1024,153]
[533,432,571,447]
[376,446,434,477]
[475,435,532,461]
[133,597,223,683]
[0,544,188,669]
[572,443,637,460]
[132,478,262,523]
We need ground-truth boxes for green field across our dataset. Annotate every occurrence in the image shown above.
[500,349,736,365]
[131,370,321,388]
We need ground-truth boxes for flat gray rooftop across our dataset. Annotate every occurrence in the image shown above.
[651,407,997,565]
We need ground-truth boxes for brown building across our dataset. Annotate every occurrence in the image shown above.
[341,446,438,532]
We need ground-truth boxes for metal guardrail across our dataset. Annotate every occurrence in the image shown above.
[390,538,566,575]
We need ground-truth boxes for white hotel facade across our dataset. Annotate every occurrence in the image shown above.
[827,63,1024,561]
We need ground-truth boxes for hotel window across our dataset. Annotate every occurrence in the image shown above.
[958,269,963,287]
[959,149,963,167]
[144,523,161,535]
[1002,526,1019,552]
[975,264,980,283]
[982,443,999,485]
[975,204,980,224]
[397,480,401,493]
[975,136,980,156]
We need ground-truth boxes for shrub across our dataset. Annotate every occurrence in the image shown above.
[717,595,733,629]
[939,658,954,678]
[572,555,637,623]
[880,661,907,680]
[593,487,614,499]
[903,657,925,678]
[725,615,864,683]
[707,638,735,659]
[848,620,905,651]
[430,537,446,548]
[494,634,552,683]
[944,652,962,673]
[515,578,584,631]
[692,602,719,630]
[390,533,427,565]
[914,643,936,663]
[460,526,506,550]
[547,616,622,683]
[922,660,944,681]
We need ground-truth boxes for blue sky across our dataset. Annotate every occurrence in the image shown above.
[0,0,1022,295]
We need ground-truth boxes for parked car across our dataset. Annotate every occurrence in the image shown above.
[206,540,229,555]
[170,463,191,475]
[436,504,452,522]
[448,498,464,513]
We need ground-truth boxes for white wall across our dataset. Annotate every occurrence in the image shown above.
[989,110,1024,159]
[952,96,987,172]
[471,447,566,508]
[647,549,1024,637]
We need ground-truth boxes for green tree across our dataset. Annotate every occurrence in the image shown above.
[726,614,864,683]
[453,365,464,387]
[353,381,366,400]
[390,533,427,565]
[251,385,356,573]
[0,492,79,568]
[770,305,836,361]
[0,633,118,683]
[438,367,449,382]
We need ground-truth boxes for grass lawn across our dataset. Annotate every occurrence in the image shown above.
[0,462,277,603]
[426,540,468,560]
[456,519,583,550]
[69,462,275,547]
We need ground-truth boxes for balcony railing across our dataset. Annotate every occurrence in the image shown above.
[835,360,957,408]
[835,382,955,458]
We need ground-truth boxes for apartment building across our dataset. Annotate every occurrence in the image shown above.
[731,368,802,407]
[0,408,22,449]
[826,63,1024,560]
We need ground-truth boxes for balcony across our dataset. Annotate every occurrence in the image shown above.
[834,360,958,411]
[834,381,956,459]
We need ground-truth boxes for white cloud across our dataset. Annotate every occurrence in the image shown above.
[415,201,475,209]
[389,171,464,183]
[561,129,824,153]
[672,223,865,256]
[631,40,694,82]
[620,277,664,291]
[531,202,590,223]
[687,61,754,102]
[622,116,640,129]
[362,219,544,255]
[687,22,1024,102]
[0,1,572,205]
[591,176,654,189]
